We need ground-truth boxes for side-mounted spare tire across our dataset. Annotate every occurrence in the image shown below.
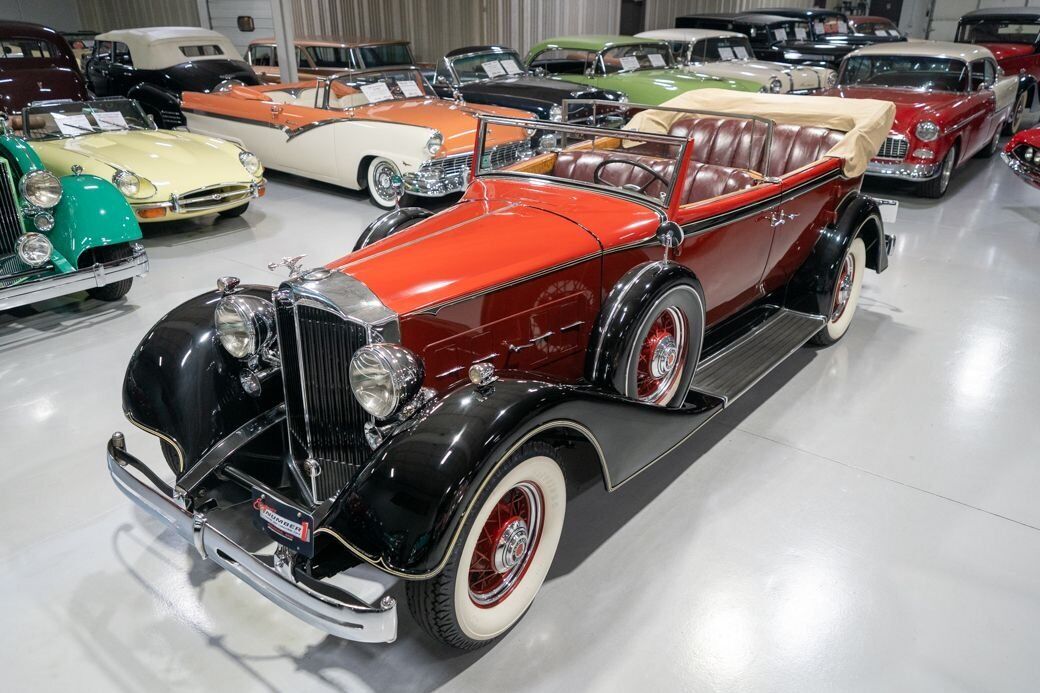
[352,207,433,252]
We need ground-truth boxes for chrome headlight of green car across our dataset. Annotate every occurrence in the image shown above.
[16,232,52,266]
[20,170,62,208]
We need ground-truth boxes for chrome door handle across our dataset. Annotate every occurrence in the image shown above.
[768,211,799,227]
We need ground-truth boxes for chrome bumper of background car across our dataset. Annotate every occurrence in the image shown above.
[134,179,265,214]
[105,434,398,644]
[405,141,534,197]
[1002,152,1040,187]
[403,168,468,197]
[866,160,941,181]
[0,242,148,311]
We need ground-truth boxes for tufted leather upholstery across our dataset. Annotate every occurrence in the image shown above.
[552,149,757,205]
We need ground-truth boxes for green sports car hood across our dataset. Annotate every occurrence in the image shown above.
[569,69,759,105]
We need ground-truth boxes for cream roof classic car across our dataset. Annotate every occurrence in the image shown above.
[846,40,996,62]
[94,27,242,70]
[635,28,836,93]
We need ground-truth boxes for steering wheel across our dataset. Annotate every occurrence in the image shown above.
[593,158,669,193]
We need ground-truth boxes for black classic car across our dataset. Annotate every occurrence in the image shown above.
[677,11,903,68]
[430,45,626,120]
[85,27,262,128]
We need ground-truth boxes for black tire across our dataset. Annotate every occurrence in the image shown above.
[80,244,133,301]
[406,441,567,650]
[919,145,956,199]
[218,202,249,218]
[1003,92,1027,136]
[975,125,1001,159]
[810,237,866,346]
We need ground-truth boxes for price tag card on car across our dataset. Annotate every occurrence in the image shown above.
[814,21,825,34]
[717,46,735,61]
[773,28,788,42]
[620,55,641,71]
[733,45,749,60]
[837,21,848,33]
[398,80,423,98]
[360,82,394,103]
[648,53,666,67]
[871,196,899,223]
[482,60,505,78]
[53,113,93,136]
[501,58,523,75]
[794,27,808,40]
[94,111,128,131]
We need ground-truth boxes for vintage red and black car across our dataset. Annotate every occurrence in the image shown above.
[106,92,894,649]
[1002,124,1040,188]
[825,41,1017,198]
[956,7,1040,133]
[0,21,88,113]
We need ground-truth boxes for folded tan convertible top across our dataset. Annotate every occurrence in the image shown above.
[624,89,896,178]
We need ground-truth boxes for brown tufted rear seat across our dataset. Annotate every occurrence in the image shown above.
[552,149,758,205]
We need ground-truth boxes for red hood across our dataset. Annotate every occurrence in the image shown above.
[1008,125,1040,150]
[979,43,1035,62]
[328,198,602,315]
[825,86,967,133]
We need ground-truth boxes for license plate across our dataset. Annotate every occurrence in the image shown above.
[252,491,316,556]
[872,196,899,223]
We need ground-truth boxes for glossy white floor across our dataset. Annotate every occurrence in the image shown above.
[3,147,1040,692]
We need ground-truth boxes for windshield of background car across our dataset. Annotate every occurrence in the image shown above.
[529,48,594,75]
[693,36,756,61]
[853,20,902,38]
[22,98,152,139]
[840,55,967,91]
[956,19,1040,45]
[749,21,813,44]
[305,45,354,68]
[810,15,852,39]
[600,44,674,73]
[358,43,414,67]
[326,69,432,107]
[451,50,527,82]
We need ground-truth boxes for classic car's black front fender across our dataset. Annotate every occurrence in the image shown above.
[318,378,723,578]
[127,83,182,125]
[352,207,433,251]
[1017,73,1037,108]
[784,192,885,316]
[122,286,283,476]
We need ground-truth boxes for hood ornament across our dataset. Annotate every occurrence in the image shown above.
[268,254,307,279]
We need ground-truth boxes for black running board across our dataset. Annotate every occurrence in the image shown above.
[691,308,826,405]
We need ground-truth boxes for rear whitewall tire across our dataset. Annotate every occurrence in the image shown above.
[811,237,866,346]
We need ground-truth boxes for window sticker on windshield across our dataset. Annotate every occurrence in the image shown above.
[93,110,128,130]
[53,113,93,136]
[733,46,749,59]
[888,29,901,37]
[620,55,641,71]
[501,58,523,75]
[648,53,666,67]
[398,80,423,98]
[773,28,788,41]
[814,21,825,34]
[717,46,736,61]
[360,82,394,103]
[481,60,505,77]
[794,27,808,40]
[837,21,848,33]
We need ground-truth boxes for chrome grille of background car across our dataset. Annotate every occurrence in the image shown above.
[877,136,909,160]
[174,183,253,212]
[423,140,533,178]
[0,159,24,256]
[275,295,370,501]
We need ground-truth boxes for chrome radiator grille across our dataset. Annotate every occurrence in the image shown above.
[174,183,254,213]
[275,297,370,501]
[877,135,909,160]
[424,140,532,178]
[0,160,24,255]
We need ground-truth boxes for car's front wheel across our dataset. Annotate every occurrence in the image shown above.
[1004,92,1028,135]
[366,157,404,209]
[81,244,134,301]
[406,441,566,649]
[218,202,249,218]
[919,144,956,198]
[811,236,866,346]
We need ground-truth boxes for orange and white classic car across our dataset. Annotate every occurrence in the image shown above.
[181,66,536,207]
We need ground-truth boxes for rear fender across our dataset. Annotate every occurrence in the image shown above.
[122,286,283,476]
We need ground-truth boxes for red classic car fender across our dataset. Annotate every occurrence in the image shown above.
[317,378,723,578]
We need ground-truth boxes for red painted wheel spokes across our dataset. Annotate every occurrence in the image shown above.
[831,252,855,321]
[636,307,686,403]
[468,482,543,607]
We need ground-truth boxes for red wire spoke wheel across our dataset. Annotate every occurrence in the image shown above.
[467,481,543,607]
[635,305,688,404]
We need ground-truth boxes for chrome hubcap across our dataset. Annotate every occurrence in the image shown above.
[469,481,543,607]
[373,163,397,202]
[650,335,678,379]
[636,306,688,404]
[940,151,954,191]
[493,519,530,573]
[831,252,855,321]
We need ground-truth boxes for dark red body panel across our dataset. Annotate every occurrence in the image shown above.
[981,42,1040,83]
[0,22,87,112]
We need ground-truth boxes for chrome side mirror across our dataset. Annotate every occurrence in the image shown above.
[656,221,683,249]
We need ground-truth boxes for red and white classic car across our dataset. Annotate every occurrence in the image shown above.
[825,41,1018,198]
[106,91,894,649]
[1003,124,1040,188]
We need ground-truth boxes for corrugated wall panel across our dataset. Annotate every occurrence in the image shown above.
[643,0,814,31]
[76,0,200,31]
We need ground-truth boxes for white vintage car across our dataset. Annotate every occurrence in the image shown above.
[636,28,836,94]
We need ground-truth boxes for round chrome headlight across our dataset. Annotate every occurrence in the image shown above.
[16,232,52,267]
[426,132,443,156]
[112,170,141,197]
[768,77,783,93]
[213,294,275,359]
[239,151,261,176]
[915,121,940,142]
[549,104,563,122]
[348,343,424,419]
[20,170,62,208]
[825,70,838,88]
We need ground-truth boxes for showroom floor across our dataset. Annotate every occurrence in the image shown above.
[2,145,1039,691]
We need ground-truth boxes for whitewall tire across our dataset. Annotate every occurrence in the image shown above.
[811,236,866,346]
[366,156,402,209]
[406,442,566,649]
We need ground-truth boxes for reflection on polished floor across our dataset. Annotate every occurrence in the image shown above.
[2,152,1040,691]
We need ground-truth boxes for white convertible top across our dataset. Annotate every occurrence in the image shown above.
[624,88,895,178]
[636,29,746,42]
[95,27,242,70]
[848,40,995,63]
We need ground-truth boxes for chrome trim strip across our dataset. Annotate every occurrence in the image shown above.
[866,160,941,181]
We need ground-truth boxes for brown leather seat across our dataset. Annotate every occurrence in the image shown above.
[7,114,47,132]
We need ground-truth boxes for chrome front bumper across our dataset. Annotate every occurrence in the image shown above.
[1002,151,1040,188]
[0,242,148,311]
[106,434,398,643]
[133,179,265,216]
[866,160,941,181]
[402,168,468,198]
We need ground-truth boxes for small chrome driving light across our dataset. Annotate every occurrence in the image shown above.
[425,132,443,156]
[33,212,54,231]
[549,104,563,122]
[112,170,141,197]
[213,294,275,359]
[16,232,52,266]
[348,343,424,419]
[20,170,62,208]
[768,77,783,93]
[239,151,261,176]
[469,362,496,387]
[915,121,940,142]
[912,148,935,160]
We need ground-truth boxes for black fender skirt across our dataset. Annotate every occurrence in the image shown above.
[122,286,283,476]
[319,378,723,579]
[784,193,885,317]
